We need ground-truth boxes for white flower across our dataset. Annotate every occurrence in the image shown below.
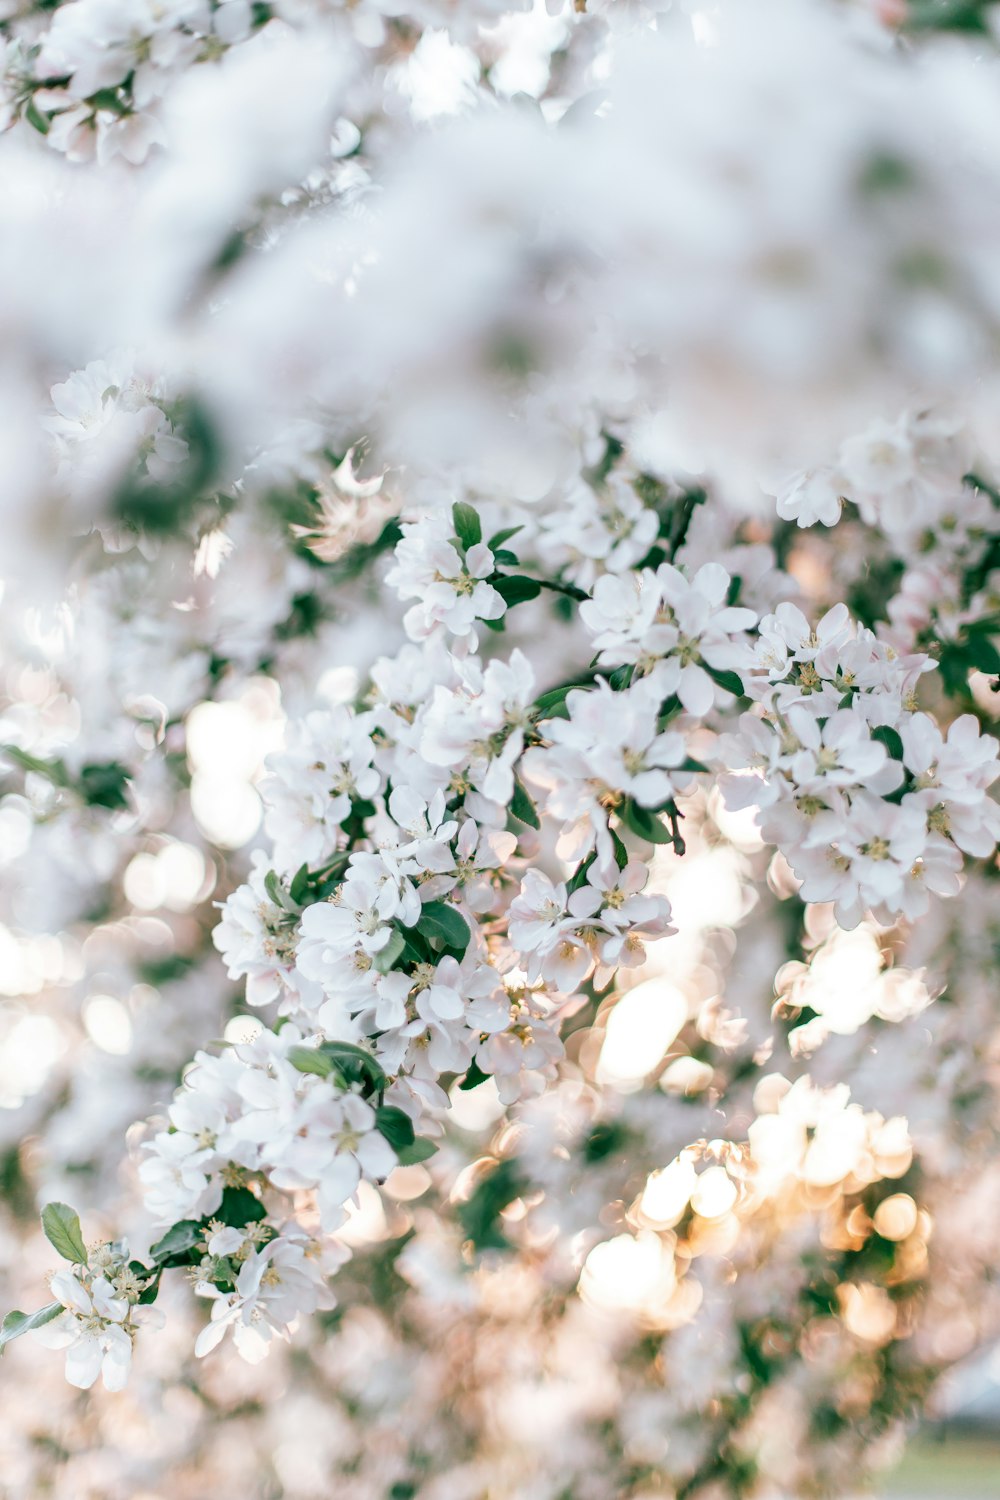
[39,1262,161,1392]
[419,649,535,809]
[213,853,320,1010]
[537,474,659,590]
[275,1091,396,1228]
[775,467,843,528]
[139,1123,224,1225]
[784,707,900,797]
[385,510,505,640]
[524,678,688,863]
[579,560,755,714]
[509,869,569,955]
[262,707,381,872]
[195,1231,335,1364]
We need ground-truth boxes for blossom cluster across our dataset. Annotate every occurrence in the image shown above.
[45,471,993,1382]
[722,601,1000,927]
[5,0,1000,1492]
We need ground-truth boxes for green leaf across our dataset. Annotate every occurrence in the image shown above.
[375,1105,416,1152]
[871,725,904,761]
[459,1058,489,1092]
[621,800,674,845]
[128,1261,162,1304]
[41,1203,88,1265]
[510,776,540,829]
[289,863,310,904]
[680,757,709,774]
[149,1220,203,1266]
[492,548,520,567]
[939,644,972,697]
[216,1187,267,1228]
[264,869,298,913]
[399,931,431,967]
[583,1121,631,1163]
[0,1304,62,1354]
[452,502,482,550]
[566,853,597,894]
[905,0,990,34]
[487,525,524,550]
[532,684,575,720]
[492,575,542,608]
[373,926,406,974]
[457,1159,526,1252]
[965,633,1000,676]
[416,900,471,957]
[87,86,130,114]
[287,1044,334,1078]
[705,665,746,698]
[608,665,634,691]
[24,99,50,136]
[1,745,69,786]
[396,1137,438,1166]
[78,761,130,811]
[289,1040,387,1096]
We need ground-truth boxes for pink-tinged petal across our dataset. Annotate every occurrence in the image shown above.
[678,664,715,717]
[65,1334,104,1389]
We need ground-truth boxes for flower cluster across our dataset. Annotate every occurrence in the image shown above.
[29,1222,163,1392]
[138,1024,400,1231]
[721,603,1000,926]
[4,0,265,165]
[6,1,1000,1490]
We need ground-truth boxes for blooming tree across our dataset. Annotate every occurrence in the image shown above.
[3,0,1000,1495]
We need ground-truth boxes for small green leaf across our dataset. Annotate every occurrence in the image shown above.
[492,548,520,567]
[452,502,482,550]
[149,1221,203,1266]
[78,761,130,811]
[457,1158,526,1252]
[533,685,574,720]
[610,827,630,869]
[264,869,298,913]
[396,1137,438,1166]
[487,525,524,550]
[289,863,310,904]
[965,633,1000,676]
[287,1044,334,1078]
[871,725,904,761]
[1,745,69,786]
[0,1304,62,1354]
[216,1187,267,1228]
[290,1040,387,1096]
[493,575,542,607]
[621,800,674,845]
[416,899,471,957]
[608,665,634,691]
[566,853,597,894]
[705,665,746,698]
[24,99,50,136]
[375,1105,416,1152]
[129,1261,162,1304]
[510,776,540,829]
[373,926,406,974]
[905,0,990,34]
[41,1203,88,1265]
[459,1058,490,1092]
